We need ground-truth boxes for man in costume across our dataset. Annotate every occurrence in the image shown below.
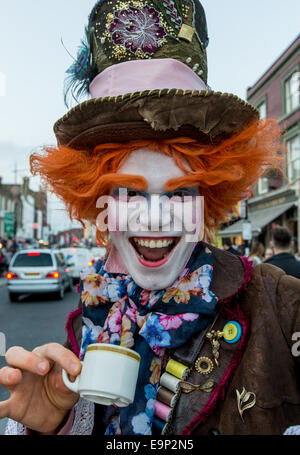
[2,0,300,435]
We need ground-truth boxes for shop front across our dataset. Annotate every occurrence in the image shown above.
[219,190,298,249]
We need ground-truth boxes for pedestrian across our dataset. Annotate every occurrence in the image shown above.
[222,238,240,256]
[265,226,300,279]
[0,249,5,277]
[2,0,300,437]
[264,247,274,261]
[237,244,246,256]
[3,249,12,269]
[249,241,265,267]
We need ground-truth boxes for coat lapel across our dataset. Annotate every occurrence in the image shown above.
[163,247,252,435]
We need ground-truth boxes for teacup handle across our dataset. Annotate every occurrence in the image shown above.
[62,361,83,394]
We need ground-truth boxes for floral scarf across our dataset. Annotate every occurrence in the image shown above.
[79,243,218,435]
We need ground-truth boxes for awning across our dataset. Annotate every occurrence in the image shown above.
[219,202,296,238]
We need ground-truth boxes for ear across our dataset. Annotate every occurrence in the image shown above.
[270,241,274,249]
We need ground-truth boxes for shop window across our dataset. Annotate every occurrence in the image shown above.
[258,177,269,194]
[268,169,284,191]
[287,135,300,181]
[284,71,300,115]
[257,101,267,119]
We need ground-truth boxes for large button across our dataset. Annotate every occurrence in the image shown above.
[223,321,242,344]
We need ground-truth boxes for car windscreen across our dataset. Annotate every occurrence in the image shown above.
[12,253,53,267]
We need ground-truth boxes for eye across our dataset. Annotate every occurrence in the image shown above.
[127,190,141,198]
[172,190,186,198]
[168,190,188,200]
[167,188,199,200]
[112,188,145,201]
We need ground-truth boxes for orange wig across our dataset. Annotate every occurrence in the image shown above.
[30,119,283,242]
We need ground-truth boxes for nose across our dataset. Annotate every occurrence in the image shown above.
[149,195,161,231]
[139,195,172,232]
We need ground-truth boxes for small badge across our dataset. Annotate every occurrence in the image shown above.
[236,387,256,423]
[206,330,224,365]
[179,379,216,394]
[195,356,214,375]
[223,321,242,344]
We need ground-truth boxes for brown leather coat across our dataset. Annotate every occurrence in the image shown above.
[65,245,300,435]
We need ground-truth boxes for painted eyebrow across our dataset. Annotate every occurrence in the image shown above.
[110,177,199,193]
[164,187,199,193]
[108,175,147,192]
[112,187,198,195]
[164,176,200,192]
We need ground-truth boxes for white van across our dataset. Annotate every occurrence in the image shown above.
[58,248,92,283]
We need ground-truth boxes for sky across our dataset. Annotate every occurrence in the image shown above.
[0,0,300,232]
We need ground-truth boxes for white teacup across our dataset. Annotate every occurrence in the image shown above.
[62,343,140,407]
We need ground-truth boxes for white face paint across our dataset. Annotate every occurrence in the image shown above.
[108,148,204,290]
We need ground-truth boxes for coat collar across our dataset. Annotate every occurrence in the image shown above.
[204,243,248,301]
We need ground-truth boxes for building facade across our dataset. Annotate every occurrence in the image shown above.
[220,34,300,247]
[0,177,48,241]
[0,179,22,238]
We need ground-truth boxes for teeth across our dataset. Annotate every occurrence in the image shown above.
[134,238,174,248]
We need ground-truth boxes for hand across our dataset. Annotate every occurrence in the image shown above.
[0,343,82,434]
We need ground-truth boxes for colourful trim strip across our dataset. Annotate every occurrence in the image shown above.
[160,372,181,393]
[157,386,176,408]
[155,401,172,422]
[64,307,82,358]
[166,359,189,380]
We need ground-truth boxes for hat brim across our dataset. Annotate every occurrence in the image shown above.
[54,89,259,150]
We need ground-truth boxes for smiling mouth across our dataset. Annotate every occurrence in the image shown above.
[130,237,180,268]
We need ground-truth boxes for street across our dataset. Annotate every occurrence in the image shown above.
[0,279,80,434]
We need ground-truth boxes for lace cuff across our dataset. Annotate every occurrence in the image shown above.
[4,398,95,436]
[5,419,25,435]
[70,398,95,435]
[284,426,300,435]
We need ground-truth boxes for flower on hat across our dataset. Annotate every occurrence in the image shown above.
[109,4,166,55]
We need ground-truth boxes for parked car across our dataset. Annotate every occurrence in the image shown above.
[52,250,73,290]
[57,248,93,283]
[6,249,72,302]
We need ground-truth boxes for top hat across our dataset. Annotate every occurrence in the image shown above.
[54,0,259,150]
